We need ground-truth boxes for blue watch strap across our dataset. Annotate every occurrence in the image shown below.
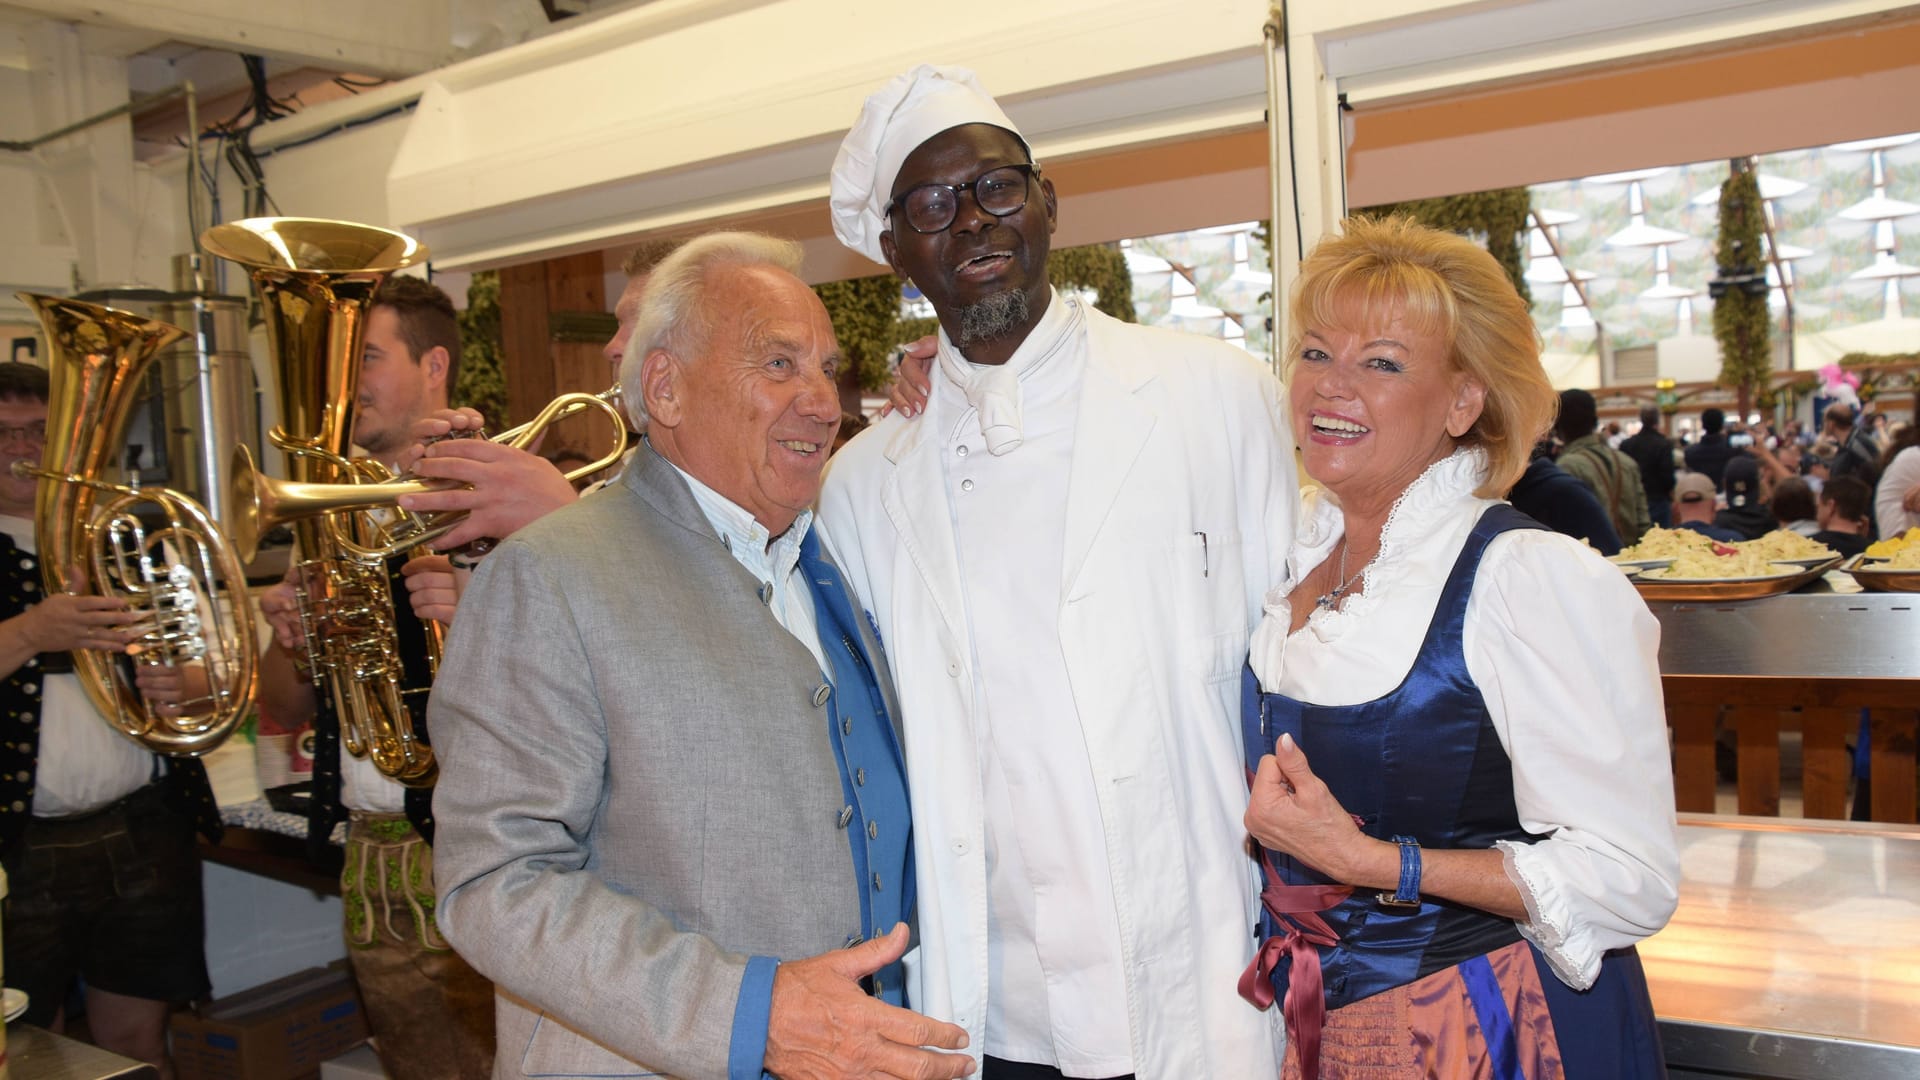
[1377,835,1421,909]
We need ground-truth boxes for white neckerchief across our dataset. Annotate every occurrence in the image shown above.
[933,288,1080,455]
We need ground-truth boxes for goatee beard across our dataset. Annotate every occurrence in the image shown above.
[955,290,1031,347]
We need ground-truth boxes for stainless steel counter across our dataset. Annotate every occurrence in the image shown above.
[5,1026,155,1079]
[1647,592,1920,681]
[1646,816,1920,1078]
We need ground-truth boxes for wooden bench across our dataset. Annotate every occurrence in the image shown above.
[1651,594,1919,824]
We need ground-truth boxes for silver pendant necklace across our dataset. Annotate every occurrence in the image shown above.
[1315,539,1370,610]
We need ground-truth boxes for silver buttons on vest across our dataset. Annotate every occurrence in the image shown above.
[837,805,854,829]
[867,820,878,840]
[812,683,832,708]
[855,768,866,787]
[841,716,853,735]
[758,582,774,606]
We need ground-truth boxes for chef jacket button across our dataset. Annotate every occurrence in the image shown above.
[812,683,831,708]
[946,661,960,677]
[960,479,974,492]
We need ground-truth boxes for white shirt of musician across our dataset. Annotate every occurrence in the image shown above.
[0,514,152,816]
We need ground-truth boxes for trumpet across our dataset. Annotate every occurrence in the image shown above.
[227,385,629,564]
[200,217,440,786]
[14,292,257,756]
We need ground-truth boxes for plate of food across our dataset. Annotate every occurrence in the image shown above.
[4,986,28,1023]
[1617,528,1840,599]
[1844,553,1920,592]
[1738,529,1842,567]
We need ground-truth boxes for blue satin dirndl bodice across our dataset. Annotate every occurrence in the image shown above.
[1243,503,1550,1012]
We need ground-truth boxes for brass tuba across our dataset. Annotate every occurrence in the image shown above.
[13,292,258,756]
[199,217,440,787]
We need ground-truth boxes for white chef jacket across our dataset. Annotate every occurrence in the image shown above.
[1248,449,1681,989]
[818,298,1295,1078]
[935,295,1130,1073]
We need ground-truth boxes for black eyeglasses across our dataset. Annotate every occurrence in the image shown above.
[885,163,1037,235]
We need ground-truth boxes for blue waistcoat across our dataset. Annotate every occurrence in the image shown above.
[1242,504,1548,1011]
[798,530,914,1006]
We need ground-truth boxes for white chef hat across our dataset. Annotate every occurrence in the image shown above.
[829,64,1030,264]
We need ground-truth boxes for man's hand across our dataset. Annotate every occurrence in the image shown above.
[764,923,974,1080]
[401,554,468,625]
[395,440,578,550]
[877,336,937,419]
[258,575,307,652]
[133,661,214,719]
[395,407,489,475]
[17,590,133,653]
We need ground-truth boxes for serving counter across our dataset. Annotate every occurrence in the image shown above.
[1646,815,1920,1078]
[1649,592,1919,822]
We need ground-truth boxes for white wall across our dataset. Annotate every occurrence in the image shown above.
[202,863,347,999]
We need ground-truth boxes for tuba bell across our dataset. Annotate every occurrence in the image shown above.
[200,217,440,787]
[13,292,258,756]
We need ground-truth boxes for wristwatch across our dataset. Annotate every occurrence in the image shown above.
[1376,835,1422,910]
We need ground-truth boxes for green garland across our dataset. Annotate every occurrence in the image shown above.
[454,270,508,425]
[1839,351,1920,368]
[813,275,904,392]
[815,242,1137,392]
[1711,162,1771,402]
[1354,189,1533,304]
[1047,243,1135,323]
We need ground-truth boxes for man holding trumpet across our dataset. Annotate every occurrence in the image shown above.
[251,275,496,1079]
[393,240,676,624]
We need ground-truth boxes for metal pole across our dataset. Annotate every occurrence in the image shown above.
[1264,4,1290,375]
[0,85,188,153]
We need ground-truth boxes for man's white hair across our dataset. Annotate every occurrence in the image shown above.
[618,231,806,429]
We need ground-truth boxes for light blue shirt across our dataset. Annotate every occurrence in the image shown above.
[663,455,827,675]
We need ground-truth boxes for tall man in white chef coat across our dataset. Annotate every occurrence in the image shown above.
[817,65,1295,1079]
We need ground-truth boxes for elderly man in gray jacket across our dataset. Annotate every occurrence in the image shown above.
[430,232,973,1080]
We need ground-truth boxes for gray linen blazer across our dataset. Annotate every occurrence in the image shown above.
[431,440,895,1079]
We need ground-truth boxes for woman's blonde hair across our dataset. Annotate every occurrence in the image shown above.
[1286,214,1555,497]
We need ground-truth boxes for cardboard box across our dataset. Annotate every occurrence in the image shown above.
[171,961,369,1080]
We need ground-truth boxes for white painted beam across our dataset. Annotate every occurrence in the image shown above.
[3,0,453,75]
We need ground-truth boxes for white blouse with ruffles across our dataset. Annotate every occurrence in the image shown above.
[1247,449,1681,990]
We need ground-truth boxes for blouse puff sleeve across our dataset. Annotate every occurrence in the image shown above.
[1462,528,1682,990]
